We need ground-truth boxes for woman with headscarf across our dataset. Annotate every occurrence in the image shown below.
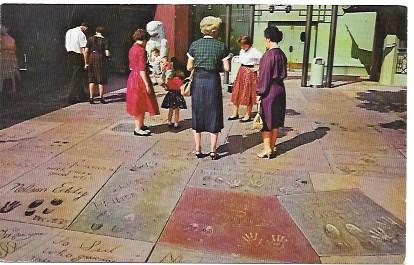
[186,16,231,160]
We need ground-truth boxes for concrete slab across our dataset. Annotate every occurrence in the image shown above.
[0,153,44,188]
[15,229,153,262]
[0,120,61,151]
[65,132,157,163]
[279,190,405,257]
[159,187,320,263]
[320,254,405,264]
[69,142,198,242]
[0,219,60,261]
[0,155,120,228]
[309,173,406,221]
[189,164,314,196]
[148,243,269,263]
[324,151,406,177]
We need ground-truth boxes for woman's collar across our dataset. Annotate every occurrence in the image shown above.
[203,35,214,39]
[135,40,143,44]
[94,34,104,38]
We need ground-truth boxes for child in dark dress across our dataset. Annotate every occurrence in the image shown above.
[161,70,187,128]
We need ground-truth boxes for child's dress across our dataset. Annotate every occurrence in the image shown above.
[161,77,187,109]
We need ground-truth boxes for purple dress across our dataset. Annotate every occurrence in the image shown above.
[256,48,287,131]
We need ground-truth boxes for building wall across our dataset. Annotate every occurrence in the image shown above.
[154,5,190,68]
[253,5,376,77]
[1,4,156,74]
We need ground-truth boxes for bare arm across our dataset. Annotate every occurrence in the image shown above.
[222,59,230,72]
[82,47,88,68]
[187,58,194,71]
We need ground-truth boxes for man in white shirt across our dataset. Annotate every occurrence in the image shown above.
[65,22,88,104]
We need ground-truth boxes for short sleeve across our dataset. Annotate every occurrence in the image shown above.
[187,42,195,60]
[79,32,87,48]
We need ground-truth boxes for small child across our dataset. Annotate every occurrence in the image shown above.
[149,48,162,85]
[161,70,187,128]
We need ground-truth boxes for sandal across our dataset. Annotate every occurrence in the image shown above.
[256,150,274,159]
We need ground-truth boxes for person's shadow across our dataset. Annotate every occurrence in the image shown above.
[104,92,126,103]
[149,118,193,134]
[217,126,330,158]
[276,126,330,155]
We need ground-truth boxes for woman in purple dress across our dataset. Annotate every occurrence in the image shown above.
[256,26,287,159]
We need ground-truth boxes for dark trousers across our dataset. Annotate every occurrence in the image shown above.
[66,52,87,102]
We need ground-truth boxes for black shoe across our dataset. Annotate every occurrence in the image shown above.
[228,115,239,121]
[195,151,204,159]
[141,125,150,131]
[89,98,95,104]
[209,152,219,160]
[100,97,107,104]
[240,117,252,123]
[133,129,150,136]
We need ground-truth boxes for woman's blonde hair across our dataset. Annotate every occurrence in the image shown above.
[200,16,222,36]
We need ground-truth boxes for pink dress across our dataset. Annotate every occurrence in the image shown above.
[126,44,159,116]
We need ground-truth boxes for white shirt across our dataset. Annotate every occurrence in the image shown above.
[238,47,262,66]
[65,26,87,54]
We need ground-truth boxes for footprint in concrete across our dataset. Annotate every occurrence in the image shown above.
[325,223,353,250]
[24,199,44,216]
[345,223,380,251]
[91,223,104,231]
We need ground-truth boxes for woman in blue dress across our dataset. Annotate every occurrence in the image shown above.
[186,16,231,160]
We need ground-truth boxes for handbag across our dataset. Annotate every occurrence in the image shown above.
[180,70,194,97]
[252,101,263,130]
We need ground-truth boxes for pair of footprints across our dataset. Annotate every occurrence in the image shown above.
[325,220,399,251]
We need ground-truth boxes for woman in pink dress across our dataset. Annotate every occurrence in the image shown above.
[126,29,160,136]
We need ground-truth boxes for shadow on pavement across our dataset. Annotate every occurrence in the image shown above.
[379,120,406,130]
[150,118,192,134]
[104,92,126,103]
[355,89,406,113]
[276,126,330,155]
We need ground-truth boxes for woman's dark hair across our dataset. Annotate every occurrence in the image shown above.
[264,26,283,43]
[96,26,105,34]
[238,35,252,46]
[132,29,150,42]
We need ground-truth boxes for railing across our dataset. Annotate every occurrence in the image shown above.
[396,48,407,74]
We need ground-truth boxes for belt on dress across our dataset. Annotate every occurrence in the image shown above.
[241,64,254,68]
[194,67,219,73]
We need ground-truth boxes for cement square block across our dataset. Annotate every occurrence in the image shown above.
[0,219,60,261]
[0,155,120,228]
[69,148,198,242]
[279,190,405,257]
[159,187,320,263]
[15,229,153,262]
